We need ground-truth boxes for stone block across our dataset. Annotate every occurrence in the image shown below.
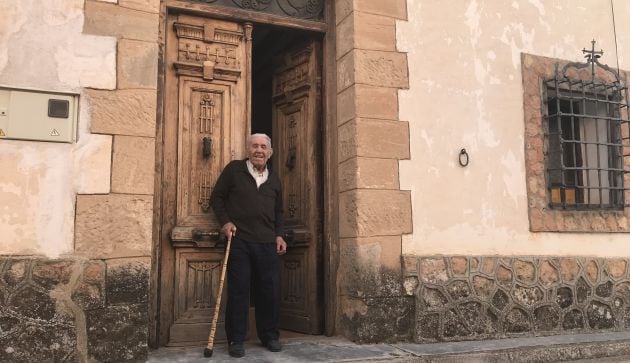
[335,0,353,24]
[560,258,580,282]
[8,285,56,321]
[402,255,418,276]
[0,318,76,362]
[84,0,159,42]
[3,259,28,287]
[106,258,150,305]
[340,295,414,343]
[505,307,531,333]
[339,189,411,238]
[111,136,155,195]
[74,133,113,194]
[75,194,153,259]
[472,275,494,298]
[480,257,497,275]
[337,85,399,124]
[514,259,536,283]
[338,50,408,91]
[338,157,399,192]
[585,260,599,283]
[355,85,400,120]
[118,39,158,89]
[72,260,106,310]
[446,280,471,301]
[539,260,560,286]
[418,258,448,284]
[607,259,627,280]
[337,85,356,125]
[119,0,160,13]
[354,0,408,20]
[86,89,157,137]
[496,265,513,285]
[587,301,615,329]
[31,260,74,290]
[338,118,410,162]
[421,286,448,309]
[356,50,408,89]
[450,257,468,276]
[337,52,355,92]
[86,304,148,362]
[417,313,440,340]
[336,14,354,59]
[353,12,397,52]
[339,236,402,297]
[512,285,544,306]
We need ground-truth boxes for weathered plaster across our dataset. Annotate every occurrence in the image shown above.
[0,97,112,256]
[0,0,115,257]
[397,0,630,257]
[0,0,116,91]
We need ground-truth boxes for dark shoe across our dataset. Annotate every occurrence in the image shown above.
[228,342,245,358]
[265,340,282,352]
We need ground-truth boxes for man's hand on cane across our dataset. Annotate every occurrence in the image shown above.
[222,222,237,238]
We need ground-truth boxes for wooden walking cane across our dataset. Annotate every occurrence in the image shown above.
[203,231,233,358]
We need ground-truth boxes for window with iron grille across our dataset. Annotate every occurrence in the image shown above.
[543,59,630,210]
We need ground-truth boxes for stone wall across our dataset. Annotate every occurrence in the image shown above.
[403,255,630,342]
[334,0,413,343]
[1,0,158,359]
[0,257,149,362]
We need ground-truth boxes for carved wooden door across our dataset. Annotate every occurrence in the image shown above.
[272,41,323,334]
[160,13,251,345]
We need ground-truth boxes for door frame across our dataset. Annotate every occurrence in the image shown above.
[150,0,338,347]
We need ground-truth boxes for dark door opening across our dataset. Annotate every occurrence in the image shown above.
[251,25,315,134]
[250,24,324,336]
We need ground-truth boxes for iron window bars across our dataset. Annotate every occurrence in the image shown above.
[543,43,630,210]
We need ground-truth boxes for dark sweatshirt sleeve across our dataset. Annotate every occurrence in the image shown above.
[274,178,284,237]
[210,162,233,227]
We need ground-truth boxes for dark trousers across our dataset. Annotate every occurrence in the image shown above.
[225,237,280,344]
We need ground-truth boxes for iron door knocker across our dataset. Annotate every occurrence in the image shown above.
[459,148,469,167]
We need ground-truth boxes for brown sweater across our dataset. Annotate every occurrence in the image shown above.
[210,159,284,243]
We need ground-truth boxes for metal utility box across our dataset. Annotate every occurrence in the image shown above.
[0,87,79,143]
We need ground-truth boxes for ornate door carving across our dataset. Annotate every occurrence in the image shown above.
[272,41,323,334]
[160,13,251,345]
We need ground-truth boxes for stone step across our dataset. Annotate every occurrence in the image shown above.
[391,332,630,362]
[147,332,630,362]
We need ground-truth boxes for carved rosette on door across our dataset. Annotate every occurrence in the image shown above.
[162,14,251,345]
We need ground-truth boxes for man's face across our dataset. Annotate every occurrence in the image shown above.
[248,135,272,169]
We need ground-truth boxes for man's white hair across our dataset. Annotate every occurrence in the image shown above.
[247,133,272,149]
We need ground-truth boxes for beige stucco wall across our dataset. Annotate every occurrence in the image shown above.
[398,0,630,257]
[0,0,114,256]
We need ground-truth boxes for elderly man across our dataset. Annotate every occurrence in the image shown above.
[210,133,287,358]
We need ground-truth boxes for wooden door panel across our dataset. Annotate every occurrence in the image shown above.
[169,249,227,345]
[272,41,322,334]
[161,12,251,346]
[176,78,231,227]
[278,248,310,332]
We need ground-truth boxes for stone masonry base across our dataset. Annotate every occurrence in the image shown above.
[0,257,149,362]
[403,255,630,343]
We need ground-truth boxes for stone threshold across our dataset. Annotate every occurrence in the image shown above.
[148,332,630,362]
[392,332,630,362]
